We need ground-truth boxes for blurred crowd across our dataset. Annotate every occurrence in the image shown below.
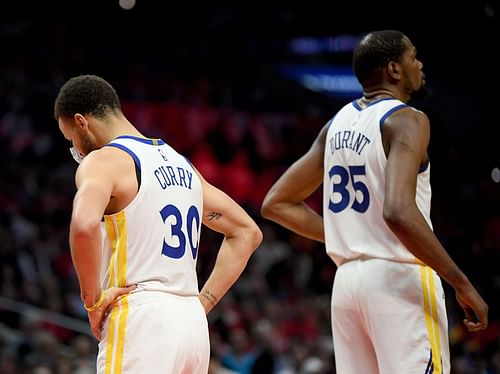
[0,69,499,373]
[1,3,499,373]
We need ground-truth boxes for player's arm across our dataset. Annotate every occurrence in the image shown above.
[382,108,488,331]
[70,151,114,307]
[260,124,327,243]
[70,149,135,339]
[196,169,263,314]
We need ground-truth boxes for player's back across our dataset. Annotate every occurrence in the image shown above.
[323,98,432,266]
[100,135,203,296]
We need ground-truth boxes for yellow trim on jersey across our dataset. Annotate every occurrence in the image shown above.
[415,258,425,266]
[115,212,128,287]
[104,211,128,288]
[420,266,442,374]
[104,217,117,287]
[152,138,159,145]
[103,212,130,373]
[104,297,130,374]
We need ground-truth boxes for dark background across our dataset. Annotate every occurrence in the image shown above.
[0,1,499,373]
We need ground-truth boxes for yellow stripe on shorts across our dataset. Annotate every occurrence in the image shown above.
[420,265,442,373]
[105,297,130,374]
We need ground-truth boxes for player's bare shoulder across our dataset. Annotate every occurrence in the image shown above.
[77,146,138,205]
[385,105,429,128]
[383,106,430,141]
[78,146,133,176]
[380,105,430,157]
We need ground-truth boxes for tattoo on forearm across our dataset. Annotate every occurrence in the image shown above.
[201,290,218,306]
[207,212,222,221]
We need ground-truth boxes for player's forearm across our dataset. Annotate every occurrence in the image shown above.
[199,228,262,314]
[262,201,324,243]
[384,205,470,290]
[70,220,103,306]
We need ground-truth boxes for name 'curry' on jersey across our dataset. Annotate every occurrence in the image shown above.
[100,136,203,297]
[323,98,432,266]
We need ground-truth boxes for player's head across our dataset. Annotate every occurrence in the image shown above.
[54,75,122,160]
[353,30,425,100]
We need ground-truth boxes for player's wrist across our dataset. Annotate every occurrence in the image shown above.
[446,269,470,291]
[83,289,106,312]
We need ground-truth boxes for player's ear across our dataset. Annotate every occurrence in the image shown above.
[387,61,402,80]
[74,113,88,130]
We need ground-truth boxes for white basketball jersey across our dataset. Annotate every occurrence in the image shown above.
[100,135,203,296]
[323,98,432,266]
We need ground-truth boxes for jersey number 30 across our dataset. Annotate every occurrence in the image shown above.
[160,205,200,259]
[328,165,370,213]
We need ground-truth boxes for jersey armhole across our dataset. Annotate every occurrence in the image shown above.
[378,105,429,173]
[105,143,142,190]
[379,104,409,130]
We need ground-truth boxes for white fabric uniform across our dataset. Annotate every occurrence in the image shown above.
[96,135,209,374]
[322,98,450,374]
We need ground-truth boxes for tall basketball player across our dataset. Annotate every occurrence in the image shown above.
[261,30,487,373]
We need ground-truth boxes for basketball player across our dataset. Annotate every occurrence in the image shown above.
[54,75,263,373]
[261,30,488,373]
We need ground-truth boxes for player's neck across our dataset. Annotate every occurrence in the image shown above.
[104,114,146,143]
[363,88,397,101]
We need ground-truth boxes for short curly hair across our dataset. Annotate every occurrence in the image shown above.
[353,30,407,86]
[54,74,121,120]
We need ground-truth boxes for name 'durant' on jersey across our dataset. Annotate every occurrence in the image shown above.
[154,164,193,190]
[329,130,371,156]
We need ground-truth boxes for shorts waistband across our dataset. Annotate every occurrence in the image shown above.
[112,289,199,309]
[339,255,426,267]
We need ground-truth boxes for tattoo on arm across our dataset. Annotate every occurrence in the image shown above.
[207,212,222,221]
[201,290,218,306]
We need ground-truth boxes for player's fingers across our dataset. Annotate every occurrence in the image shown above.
[476,305,489,327]
[463,319,487,332]
[88,313,103,341]
[92,321,102,341]
[109,285,137,300]
[122,284,137,293]
[463,307,475,321]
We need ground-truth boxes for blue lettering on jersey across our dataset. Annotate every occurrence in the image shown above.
[329,130,371,156]
[154,165,193,190]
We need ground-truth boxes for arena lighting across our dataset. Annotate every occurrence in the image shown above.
[119,0,136,10]
[492,167,500,183]
[288,35,360,55]
[278,64,362,98]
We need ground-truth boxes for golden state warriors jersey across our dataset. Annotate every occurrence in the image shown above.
[323,98,432,266]
[100,135,203,296]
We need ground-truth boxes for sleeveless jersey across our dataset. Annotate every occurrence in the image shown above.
[99,135,203,296]
[323,98,432,266]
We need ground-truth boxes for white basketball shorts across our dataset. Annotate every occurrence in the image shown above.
[97,290,209,373]
[331,257,450,374]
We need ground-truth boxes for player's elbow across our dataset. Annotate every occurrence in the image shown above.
[70,215,101,240]
[260,201,273,220]
[228,222,263,258]
[261,194,282,221]
[383,200,411,229]
[246,223,263,253]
